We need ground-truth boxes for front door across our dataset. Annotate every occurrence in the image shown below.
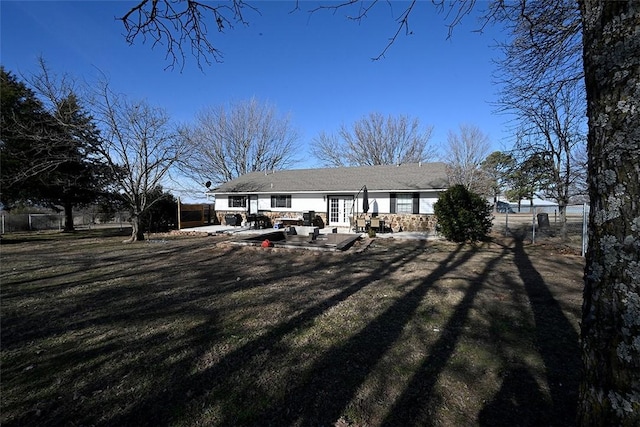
[329,196,353,227]
[249,195,258,215]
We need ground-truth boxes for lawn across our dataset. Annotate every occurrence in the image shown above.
[1,228,584,426]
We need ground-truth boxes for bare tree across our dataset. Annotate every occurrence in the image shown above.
[312,112,435,167]
[443,123,491,193]
[493,0,587,240]
[91,82,185,242]
[181,98,299,185]
[502,82,587,238]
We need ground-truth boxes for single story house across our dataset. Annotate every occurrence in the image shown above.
[209,162,449,232]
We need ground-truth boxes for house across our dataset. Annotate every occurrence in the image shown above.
[209,162,449,232]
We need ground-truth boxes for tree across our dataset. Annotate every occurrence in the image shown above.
[118,1,640,423]
[443,123,491,194]
[1,67,51,206]
[91,82,185,242]
[311,112,435,167]
[31,94,108,231]
[496,40,587,239]
[505,152,551,212]
[433,184,493,243]
[139,186,178,233]
[1,67,108,231]
[481,151,516,211]
[181,98,299,186]
[578,2,639,424]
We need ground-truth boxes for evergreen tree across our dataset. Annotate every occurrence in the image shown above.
[434,185,493,243]
[1,68,110,230]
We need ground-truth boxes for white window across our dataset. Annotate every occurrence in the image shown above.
[228,196,247,208]
[271,195,292,208]
[396,194,413,214]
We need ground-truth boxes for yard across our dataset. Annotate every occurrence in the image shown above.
[1,227,584,426]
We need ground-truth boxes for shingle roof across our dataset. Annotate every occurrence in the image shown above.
[213,162,449,194]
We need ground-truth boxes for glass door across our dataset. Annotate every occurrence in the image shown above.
[329,196,353,227]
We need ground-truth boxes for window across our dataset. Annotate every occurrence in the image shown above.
[271,195,292,208]
[228,196,246,208]
[391,192,419,214]
[396,194,413,214]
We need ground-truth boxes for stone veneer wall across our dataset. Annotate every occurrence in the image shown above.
[377,214,438,233]
[216,210,437,232]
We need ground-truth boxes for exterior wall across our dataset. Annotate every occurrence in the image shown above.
[214,191,441,232]
[363,192,387,215]
[419,195,438,214]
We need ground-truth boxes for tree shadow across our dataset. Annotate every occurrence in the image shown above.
[3,233,582,426]
[380,243,511,426]
[245,243,485,426]
[479,232,581,426]
[478,366,549,426]
[105,241,435,426]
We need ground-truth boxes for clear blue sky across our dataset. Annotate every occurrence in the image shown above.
[1,1,511,199]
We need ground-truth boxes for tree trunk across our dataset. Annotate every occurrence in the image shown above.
[63,202,74,232]
[125,214,145,243]
[558,202,567,241]
[578,1,640,425]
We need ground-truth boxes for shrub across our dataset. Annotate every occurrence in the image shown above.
[434,185,493,242]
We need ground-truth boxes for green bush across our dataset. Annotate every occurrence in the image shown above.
[434,185,493,242]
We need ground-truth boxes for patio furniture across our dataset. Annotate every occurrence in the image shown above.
[370,217,380,232]
[224,214,243,227]
[356,218,367,232]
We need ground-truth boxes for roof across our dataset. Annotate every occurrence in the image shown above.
[213,162,449,194]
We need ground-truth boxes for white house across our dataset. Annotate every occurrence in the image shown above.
[209,162,449,232]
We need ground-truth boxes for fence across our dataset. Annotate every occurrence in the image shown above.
[1,212,129,233]
[493,204,590,256]
[178,203,216,229]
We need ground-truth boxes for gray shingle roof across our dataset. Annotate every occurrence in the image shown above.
[213,162,449,194]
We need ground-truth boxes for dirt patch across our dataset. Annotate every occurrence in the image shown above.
[1,229,584,426]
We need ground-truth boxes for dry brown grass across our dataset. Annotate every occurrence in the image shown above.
[1,228,584,426]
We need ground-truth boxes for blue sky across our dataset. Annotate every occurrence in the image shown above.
[2,1,511,198]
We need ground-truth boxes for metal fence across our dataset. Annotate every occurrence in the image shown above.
[493,204,590,256]
[1,212,129,233]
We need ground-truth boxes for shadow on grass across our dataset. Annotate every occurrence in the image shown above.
[478,232,581,426]
[1,234,582,427]
[0,227,133,244]
[244,243,477,426]
[108,241,436,426]
[380,242,511,426]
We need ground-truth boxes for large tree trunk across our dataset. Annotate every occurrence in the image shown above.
[578,1,640,425]
[63,202,74,232]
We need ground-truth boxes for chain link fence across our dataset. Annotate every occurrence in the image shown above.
[1,211,129,233]
[493,204,590,256]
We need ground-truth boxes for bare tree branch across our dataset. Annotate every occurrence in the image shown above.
[313,112,435,167]
[119,0,259,70]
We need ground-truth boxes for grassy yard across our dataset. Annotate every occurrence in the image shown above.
[1,229,584,426]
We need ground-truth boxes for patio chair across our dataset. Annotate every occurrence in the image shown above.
[356,218,367,233]
[370,217,380,232]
